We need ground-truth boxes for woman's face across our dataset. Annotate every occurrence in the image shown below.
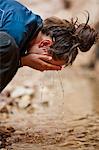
[28,34,66,66]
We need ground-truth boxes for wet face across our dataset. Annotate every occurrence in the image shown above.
[28,34,66,66]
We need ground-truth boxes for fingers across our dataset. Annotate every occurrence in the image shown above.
[39,54,65,65]
[37,55,62,71]
[39,54,52,61]
[21,53,62,72]
[38,59,62,71]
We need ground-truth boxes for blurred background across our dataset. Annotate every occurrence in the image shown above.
[0,0,99,150]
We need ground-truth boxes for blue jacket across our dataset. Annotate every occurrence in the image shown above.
[0,0,43,55]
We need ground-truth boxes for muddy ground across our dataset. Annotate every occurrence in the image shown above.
[0,0,99,150]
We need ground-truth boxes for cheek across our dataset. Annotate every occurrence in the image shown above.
[29,45,49,55]
[28,44,40,53]
[29,45,38,53]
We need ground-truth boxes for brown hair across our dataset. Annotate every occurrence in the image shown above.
[41,15,98,66]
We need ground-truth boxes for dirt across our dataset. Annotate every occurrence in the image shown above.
[0,0,99,150]
[0,114,99,149]
[0,67,99,150]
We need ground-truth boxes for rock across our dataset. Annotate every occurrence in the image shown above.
[74,126,87,138]
[0,96,13,111]
[0,126,15,149]
[11,86,34,98]
[26,105,35,114]
[0,107,8,114]
[41,101,49,107]
[18,95,31,109]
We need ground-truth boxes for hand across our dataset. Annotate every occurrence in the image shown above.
[21,53,62,72]
[28,44,66,66]
[28,47,66,66]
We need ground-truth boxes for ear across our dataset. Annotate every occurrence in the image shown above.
[39,39,52,48]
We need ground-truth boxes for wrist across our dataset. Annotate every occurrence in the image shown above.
[21,56,27,67]
[21,54,32,67]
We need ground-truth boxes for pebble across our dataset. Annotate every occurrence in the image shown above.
[11,86,34,98]
[18,95,31,109]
